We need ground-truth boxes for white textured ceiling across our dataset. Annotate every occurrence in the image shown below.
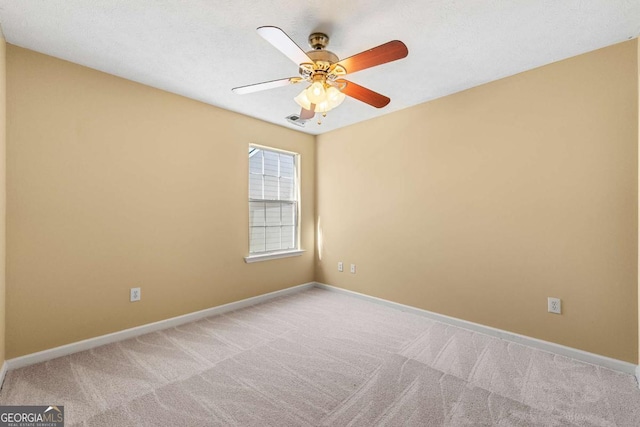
[0,1,638,135]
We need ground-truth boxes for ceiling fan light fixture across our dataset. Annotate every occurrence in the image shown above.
[295,81,346,115]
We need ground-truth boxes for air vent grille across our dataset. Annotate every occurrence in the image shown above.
[285,114,307,127]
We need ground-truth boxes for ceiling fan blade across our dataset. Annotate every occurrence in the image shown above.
[336,79,390,108]
[336,40,408,74]
[257,26,313,66]
[300,104,315,120]
[232,77,300,94]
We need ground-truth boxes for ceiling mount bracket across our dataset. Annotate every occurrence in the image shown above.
[308,33,330,50]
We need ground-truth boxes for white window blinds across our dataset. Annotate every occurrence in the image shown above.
[249,146,298,254]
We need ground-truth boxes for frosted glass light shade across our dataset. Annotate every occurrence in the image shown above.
[314,100,330,113]
[294,89,312,110]
[306,81,326,104]
[326,86,346,109]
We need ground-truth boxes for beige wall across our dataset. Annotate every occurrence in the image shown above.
[4,40,640,364]
[0,31,6,366]
[316,40,639,363]
[6,45,315,358]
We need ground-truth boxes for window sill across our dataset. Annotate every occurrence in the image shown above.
[244,249,305,263]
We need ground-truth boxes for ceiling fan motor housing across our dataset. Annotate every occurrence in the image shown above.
[305,33,340,73]
[307,50,339,66]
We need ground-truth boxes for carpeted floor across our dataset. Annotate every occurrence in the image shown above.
[1,287,639,426]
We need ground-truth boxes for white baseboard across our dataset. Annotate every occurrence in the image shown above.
[314,282,638,376]
[6,280,638,384]
[0,361,7,390]
[6,282,315,371]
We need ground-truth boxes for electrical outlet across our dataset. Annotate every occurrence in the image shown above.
[350,264,356,274]
[338,261,343,272]
[130,287,141,302]
[548,297,561,314]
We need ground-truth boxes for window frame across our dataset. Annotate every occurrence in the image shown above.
[244,144,304,263]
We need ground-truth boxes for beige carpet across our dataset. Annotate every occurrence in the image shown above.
[1,287,639,426]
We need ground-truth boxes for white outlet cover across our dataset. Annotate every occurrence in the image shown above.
[338,262,343,272]
[350,264,356,274]
[547,297,561,314]
[130,287,141,302]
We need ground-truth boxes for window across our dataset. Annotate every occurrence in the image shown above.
[248,145,300,258]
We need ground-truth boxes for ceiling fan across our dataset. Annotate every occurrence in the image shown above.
[232,26,408,124]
